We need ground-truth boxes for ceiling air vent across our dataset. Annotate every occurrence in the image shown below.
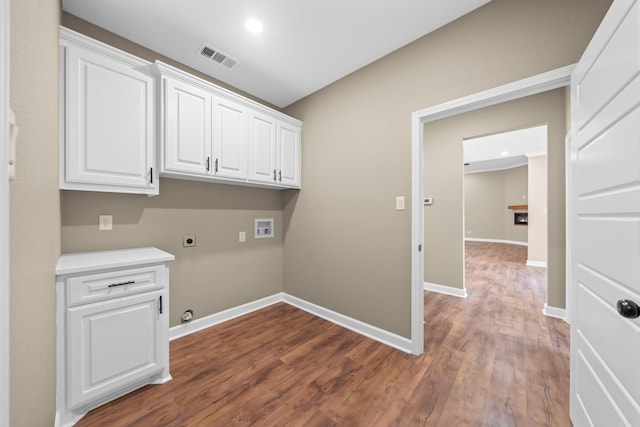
[198,43,238,69]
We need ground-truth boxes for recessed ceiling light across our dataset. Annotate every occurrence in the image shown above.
[501,151,509,156]
[245,18,263,34]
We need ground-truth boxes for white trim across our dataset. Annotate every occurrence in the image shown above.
[283,294,413,354]
[424,282,468,298]
[465,237,528,246]
[412,65,574,359]
[410,112,425,355]
[526,260,547,268]
[543,303,567,321]
[169,293,283,341]
[413,65,575,124]
[0,0,10,424]
[565,133,573,324]
[464,160,528,174]
[169,293,414,354]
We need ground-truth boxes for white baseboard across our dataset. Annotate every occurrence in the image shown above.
[169,293,413,354]
[526,260,547,268]
[282,294,413,354]
[543,303,567,321]
[424,282,468,298]
[465,237,528,246]
[169,293,283,341]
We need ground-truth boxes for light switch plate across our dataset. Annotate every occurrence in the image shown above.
[99,215,112,231]
[395,196,405,211]
[239,231,246,243]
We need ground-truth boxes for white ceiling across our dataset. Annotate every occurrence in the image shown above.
[61,0,490,108]
[463,125,548,173]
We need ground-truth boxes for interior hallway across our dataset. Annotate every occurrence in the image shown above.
[75,241,570,426]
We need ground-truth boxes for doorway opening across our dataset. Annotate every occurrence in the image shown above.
[410,65,573,354]
[464,126,548,258]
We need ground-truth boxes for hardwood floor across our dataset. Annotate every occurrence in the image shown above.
[75,241,570,426]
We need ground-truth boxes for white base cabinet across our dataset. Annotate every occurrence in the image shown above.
[55,248,174,427]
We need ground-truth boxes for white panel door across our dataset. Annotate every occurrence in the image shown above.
[65,44,154,190]
[212,96,248,180]
[248,111,278,184]
[570,0,640,425]
[163,78,212,175]
[67,290,163,410]
[277,121,301,188]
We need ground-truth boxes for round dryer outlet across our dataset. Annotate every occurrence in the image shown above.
[181,309,194,323]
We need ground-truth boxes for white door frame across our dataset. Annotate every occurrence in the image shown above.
[410,65,574,354]
[1,0,10,423]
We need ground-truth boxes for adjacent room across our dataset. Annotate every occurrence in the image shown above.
[6,0,639,426]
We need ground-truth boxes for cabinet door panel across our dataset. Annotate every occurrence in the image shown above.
[164,79,212,174]
[65,45,154,190]
[278,122,301,188]
[212,97,248,179]
[67,290,163,409]
[248,112,277,184]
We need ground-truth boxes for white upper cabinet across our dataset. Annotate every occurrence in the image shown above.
[163,77,212,175]
[60,28,157,195]
[211,96,248,180]
[248,112,301,188]
[156,61,301,189]
[248,111,278,184]
[277,120,302,188]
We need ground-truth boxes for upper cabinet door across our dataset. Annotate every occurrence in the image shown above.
[163,78,212,175]
[277,121,301,188]
[62,41,156,194]
[212,96,248,180]
[248,111,278,184]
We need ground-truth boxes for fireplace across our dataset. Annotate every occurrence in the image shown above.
[514,212,528,225]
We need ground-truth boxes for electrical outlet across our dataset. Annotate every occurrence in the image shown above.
[183,235,196,247]
[99,215,112,231]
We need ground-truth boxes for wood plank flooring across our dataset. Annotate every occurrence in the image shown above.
[75,241,570,426]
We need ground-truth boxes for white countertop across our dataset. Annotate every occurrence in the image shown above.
[56,247,175,276]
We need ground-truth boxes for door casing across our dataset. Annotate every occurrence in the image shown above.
[410,65,574,355]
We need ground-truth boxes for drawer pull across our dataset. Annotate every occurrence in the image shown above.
[107,280,135,288]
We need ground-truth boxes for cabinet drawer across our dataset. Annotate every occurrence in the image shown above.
[66,265,164,307]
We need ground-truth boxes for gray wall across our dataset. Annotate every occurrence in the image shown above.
[464,165,528,243]
[284,0,609,337]
[61,180,285,327]
[9,0,611,425]
[504,166,529,242]
[423,89,567,301]
[10,0,60,425]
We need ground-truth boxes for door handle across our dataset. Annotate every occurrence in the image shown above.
[616,299,640,319]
